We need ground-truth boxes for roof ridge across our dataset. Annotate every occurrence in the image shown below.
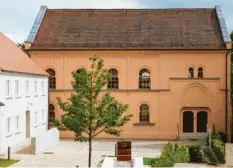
[47,8,214,11]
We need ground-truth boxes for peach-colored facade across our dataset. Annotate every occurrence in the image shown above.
[27,49,232,140]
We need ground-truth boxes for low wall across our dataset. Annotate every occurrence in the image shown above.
[31,128,59,154]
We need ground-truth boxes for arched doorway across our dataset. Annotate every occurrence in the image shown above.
[183,111,194,133]
[197,111,208,132]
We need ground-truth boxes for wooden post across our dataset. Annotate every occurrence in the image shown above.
[7,146,10,160]
[115,143,117,157]
[177,124,179,141]
[208,127,212,148]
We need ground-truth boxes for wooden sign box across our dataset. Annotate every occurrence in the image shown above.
[117,141,132,162]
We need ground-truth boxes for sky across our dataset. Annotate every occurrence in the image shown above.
[0,0,232,43]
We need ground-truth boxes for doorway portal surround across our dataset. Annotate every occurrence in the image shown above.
[180,83,212,133]
[180,107,211,133]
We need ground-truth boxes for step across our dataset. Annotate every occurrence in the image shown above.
[179,133,207,140]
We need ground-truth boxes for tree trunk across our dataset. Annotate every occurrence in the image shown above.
[88,138,92,167]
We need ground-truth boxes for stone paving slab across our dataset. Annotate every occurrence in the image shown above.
[225,143,233,167]
[11,140,166,167]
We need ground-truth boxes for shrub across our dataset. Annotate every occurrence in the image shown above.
[206,131,225,164]
[188,144,204,163]
[218,131,227,143]
[161,143,190,163]
[204,146,218,164]
[212,139,225,163]
[151,157,175,167]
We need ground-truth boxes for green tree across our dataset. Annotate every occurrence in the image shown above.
[55,56,132,167]
[17,43,25,51]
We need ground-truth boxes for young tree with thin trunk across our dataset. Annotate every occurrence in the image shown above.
[55,56,132,167]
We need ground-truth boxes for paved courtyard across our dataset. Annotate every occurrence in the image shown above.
[11,139,167,167]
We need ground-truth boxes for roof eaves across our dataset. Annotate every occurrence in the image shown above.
[0,101,5,106]
[28,48,228,51]
[215,5,231,43]
[1,69,49,77]
[27,6,47,43]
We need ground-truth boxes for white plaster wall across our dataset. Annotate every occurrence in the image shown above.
[32,128,59,154]
[0,109,2,154]
[0,71,48,155]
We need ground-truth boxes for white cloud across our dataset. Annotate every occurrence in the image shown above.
[0,0,232,43]
[0,0,142,43]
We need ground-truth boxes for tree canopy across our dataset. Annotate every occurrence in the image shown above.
[55,55,132,167]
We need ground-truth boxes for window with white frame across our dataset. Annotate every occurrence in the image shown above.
[34,81,37,95]
[6,80,10,97]
[15,80,19,96]
[25,81,29,96]
[6,117,11,134]
[35,111,38,126]
[41,81,44,95]
[16,116,20,132]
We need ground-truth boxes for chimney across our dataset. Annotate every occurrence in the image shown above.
[225,42,232,50]
[24,41,31,50]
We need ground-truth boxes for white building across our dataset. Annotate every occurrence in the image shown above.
[0,33,49,155]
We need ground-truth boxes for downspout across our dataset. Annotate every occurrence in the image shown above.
[226,49,231,134]
[46,76,49,131]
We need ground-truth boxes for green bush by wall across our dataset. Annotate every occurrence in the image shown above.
[161,143,190,163]
[188,144,204,162]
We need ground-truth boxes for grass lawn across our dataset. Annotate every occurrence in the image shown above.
[0,159,19,167]
[143,157,154,165]
[99,156,155,166]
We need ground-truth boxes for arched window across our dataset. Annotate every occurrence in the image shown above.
[46,68,56,89]
[140,104,149,123]
[108,69,119,89]
[139,68,150,89]
[198,67,203,78]
[49,104,55,125]
[76,68,84,86]
[188,67,194,78]
[109,104,117,112]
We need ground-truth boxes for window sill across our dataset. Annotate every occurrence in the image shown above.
[107,88,119,90]
[5,96,12,100]
[41,94,45,96]
[34,124,39,128]
[34,95,38,97]
[133,122,155,126]
[15,131,20,135]
[138,88,151,90]
[15,96,21,99]
[26,95,30,98]
[6,133,12,138]
[42,122,46,125]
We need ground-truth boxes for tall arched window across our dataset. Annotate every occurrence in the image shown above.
[140,104,149,123]
[198,67,203,78]
[46,68,56,89]
[76,68,84,86]
[49,104,55,125]
[188,67,194,78]
[139,68,150,89]
[108,69,119,89]
[109,104,117,112]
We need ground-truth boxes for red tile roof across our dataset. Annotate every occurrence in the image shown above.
[0,33,48,76]
[30,8,226,50]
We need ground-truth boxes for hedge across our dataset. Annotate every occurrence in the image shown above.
[188,144,204,163]
[151,143,190,167]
